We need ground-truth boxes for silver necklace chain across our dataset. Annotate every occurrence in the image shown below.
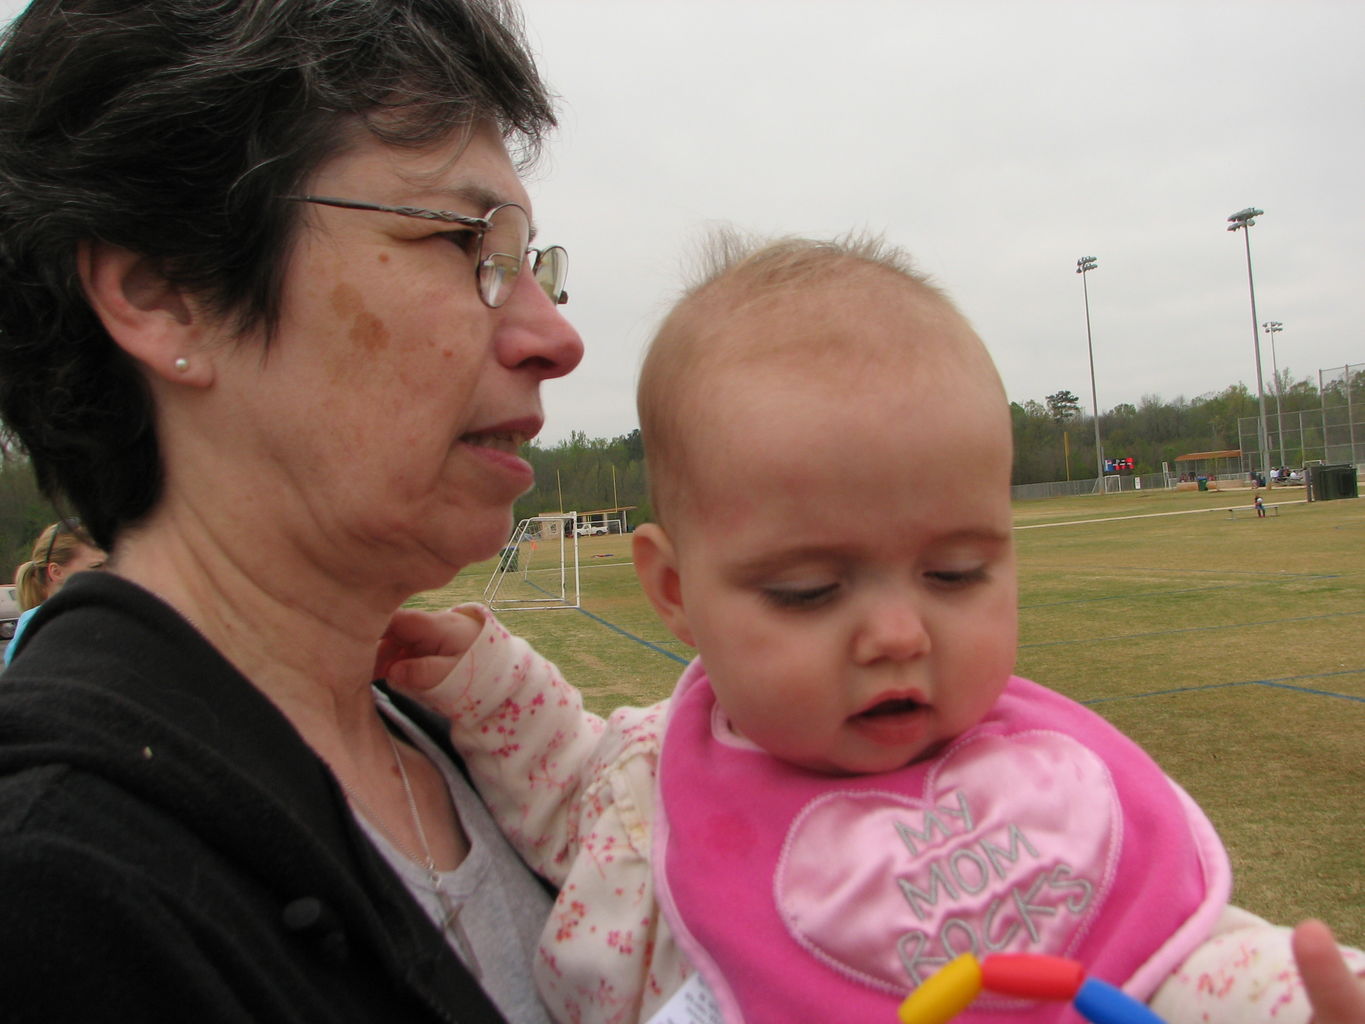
[339,726,483,977]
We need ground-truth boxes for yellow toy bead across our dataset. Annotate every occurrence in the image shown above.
[897,953,983,1024]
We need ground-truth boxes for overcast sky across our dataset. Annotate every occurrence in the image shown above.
[518,0,1365,443]
[4,1,1361,445]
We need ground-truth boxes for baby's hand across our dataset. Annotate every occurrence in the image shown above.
[1295,920,1365,1024]
[374,606,486,692]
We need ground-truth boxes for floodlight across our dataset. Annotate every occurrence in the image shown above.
[1226,206,1273,484]
[1076,256,1105,491]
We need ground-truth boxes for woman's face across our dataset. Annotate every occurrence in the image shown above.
[47,542,106,596]
[204,123,582,592]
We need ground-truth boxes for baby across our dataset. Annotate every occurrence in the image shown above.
[383,233,1364,1024]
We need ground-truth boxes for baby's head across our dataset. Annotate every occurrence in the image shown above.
[633,231,1018,775]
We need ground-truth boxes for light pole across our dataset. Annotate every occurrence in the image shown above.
[1262,320,1286,469]
[1227,207,1272,487]
[1076,256,1105,493]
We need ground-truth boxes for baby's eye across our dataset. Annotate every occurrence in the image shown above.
[925,566,988,587]
[762,582,840,610]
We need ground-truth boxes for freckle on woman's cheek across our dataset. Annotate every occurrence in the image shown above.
[350,312,390,353]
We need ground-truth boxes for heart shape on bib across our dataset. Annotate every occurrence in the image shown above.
[774,730,1121,994]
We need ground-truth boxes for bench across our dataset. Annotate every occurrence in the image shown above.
[1228,504,1279,519]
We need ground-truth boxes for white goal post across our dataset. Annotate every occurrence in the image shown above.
[483,513,581,611]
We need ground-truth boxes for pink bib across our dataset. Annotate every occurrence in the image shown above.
[654,665,1229,1024]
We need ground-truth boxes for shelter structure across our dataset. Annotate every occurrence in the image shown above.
[575,506,637,534]
[1174,450,1242,488]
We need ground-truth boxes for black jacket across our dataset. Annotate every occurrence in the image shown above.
[0,572,507,1023]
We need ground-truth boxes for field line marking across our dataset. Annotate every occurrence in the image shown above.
[571,605,691,665]
[1020,608,1363,648]
[1082,668,1365,706]
[1021,577,1339,610]
[1014,499,1309,530]
[1019,563,1341,580]
[1253,679,1365,702]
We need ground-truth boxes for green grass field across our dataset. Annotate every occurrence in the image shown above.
[412,486,1365,946]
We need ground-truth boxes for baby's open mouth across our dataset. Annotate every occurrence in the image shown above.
[856,697,923,719]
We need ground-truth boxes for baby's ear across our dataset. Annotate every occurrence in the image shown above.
[631,524,696,648]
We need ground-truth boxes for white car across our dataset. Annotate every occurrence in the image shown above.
[0,584,20,641]
[578,523,609,536]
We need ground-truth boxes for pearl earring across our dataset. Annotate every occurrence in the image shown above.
[173,357,190,373]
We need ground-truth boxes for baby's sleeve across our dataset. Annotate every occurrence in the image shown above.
[1149,905,1365,1024]
[413,603,661,884]
[533,703,689,1024]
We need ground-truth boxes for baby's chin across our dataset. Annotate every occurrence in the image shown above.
[723,713,943,776]
[770,739,944,778]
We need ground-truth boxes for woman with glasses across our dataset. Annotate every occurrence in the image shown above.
[5,519,106,666]
[0,1,581,1021]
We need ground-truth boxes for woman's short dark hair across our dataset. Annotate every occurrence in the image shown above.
[0,0,556,549]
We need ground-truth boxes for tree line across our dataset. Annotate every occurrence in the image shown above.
[0,368,1358,567]
[514,369,1362,524]
[513,429,648,528]
[1012,369,1358,486]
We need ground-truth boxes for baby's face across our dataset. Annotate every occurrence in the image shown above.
[661,290,1017,775]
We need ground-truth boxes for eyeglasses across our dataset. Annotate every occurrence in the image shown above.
[285,195,568,309]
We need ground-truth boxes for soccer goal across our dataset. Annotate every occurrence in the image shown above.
[483,514,581,611]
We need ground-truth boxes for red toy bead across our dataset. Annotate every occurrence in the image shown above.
[981,954,1086,1000]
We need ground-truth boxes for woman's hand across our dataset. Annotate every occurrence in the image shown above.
[1295,920,1365,1024]
[374,606,486,692]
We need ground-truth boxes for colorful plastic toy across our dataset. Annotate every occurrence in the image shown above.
[898,952,1167,1024]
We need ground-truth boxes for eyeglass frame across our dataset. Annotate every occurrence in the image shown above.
[283,195,568,308]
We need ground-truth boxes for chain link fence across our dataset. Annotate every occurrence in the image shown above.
[1238,361,1363,470]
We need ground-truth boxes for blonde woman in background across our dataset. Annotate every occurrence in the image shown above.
[5,519,105,666]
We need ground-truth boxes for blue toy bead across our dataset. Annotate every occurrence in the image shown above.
[1073,978,1166,1024]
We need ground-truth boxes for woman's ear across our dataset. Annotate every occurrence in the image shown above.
[631,523,696,649]
[75,240,214,387]
[45,559,71,588]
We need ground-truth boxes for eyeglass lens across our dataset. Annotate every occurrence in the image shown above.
[533,246,568,305]
[478,204,530,308]
[477,204,567,307]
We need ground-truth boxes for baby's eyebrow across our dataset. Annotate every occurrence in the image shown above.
[729,545,849,577]
[928,527,1012,546]
[729,532,1013,579]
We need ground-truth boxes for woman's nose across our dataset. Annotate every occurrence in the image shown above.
[494,262,584,380]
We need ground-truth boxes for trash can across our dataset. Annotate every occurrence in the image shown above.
[498,545,519,571]
[1307,464,1358,502]
[1197,476,1208,491]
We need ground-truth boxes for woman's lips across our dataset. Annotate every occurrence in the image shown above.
[459,412,541,450]
[460,429,527,453]
[460,423,538,488]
